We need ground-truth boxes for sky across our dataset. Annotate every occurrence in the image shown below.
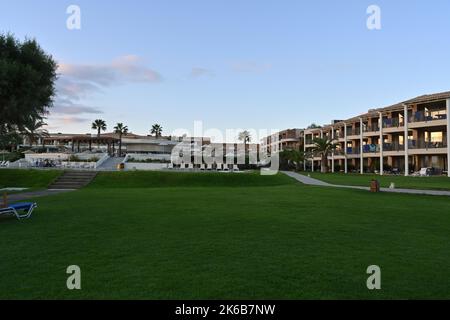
[1,0,450,142]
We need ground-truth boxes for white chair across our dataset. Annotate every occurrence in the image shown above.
[188,163,194,170]
[216,163,223,171]
[233,165,240,172]
[223,164,230,172]
[200,164,206,171]
[168,163,174,169]
[207,164,213,171]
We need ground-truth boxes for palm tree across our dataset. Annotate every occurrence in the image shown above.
[312,137,337,173]
[151,124,163,138]
[92,119,107,150]
[23,118,49,147]
[114,123,128,157]
[238,130,251,150]
[280,149,305,171]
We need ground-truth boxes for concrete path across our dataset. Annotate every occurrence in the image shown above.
[282,171,450,197]
[1,189,73,205]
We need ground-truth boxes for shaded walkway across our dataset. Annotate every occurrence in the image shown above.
[1,189,73,206]
[282,171,450,197]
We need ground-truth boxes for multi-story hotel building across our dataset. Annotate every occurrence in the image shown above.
[303,91,449,177]
[261,129,303,154]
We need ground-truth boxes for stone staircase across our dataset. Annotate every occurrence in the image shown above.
[96,157,125,171]
[48,171,98,190]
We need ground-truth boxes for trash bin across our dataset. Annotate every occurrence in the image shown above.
[370,179,380,193]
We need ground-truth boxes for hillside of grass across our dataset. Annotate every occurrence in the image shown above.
[1,183,450,299]
[302,172,450,191]
[0,169,61,189]
[89,170,297,188]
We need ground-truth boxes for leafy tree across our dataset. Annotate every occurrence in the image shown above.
[307,123,322,129]
[114,123,128,157]
[312,137,337,173]
[151,124,163,138]
[0,33,57,147]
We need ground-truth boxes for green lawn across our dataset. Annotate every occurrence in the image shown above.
[1,171,450,299]
[302,172,450,191]
[0,169,61,189]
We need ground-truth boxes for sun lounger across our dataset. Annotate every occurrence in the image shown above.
[0,202,37,220]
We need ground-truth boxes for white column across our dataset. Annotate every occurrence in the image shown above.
[379,112,383,175]
[360,118,364,174]
[447,99,450,177]
[344,123,348,174]
[331,127,335,173]
[404,104,409,176]
[303,134,307,172]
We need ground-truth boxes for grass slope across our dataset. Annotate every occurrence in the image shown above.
[1,172,450,299]
[302,172,450,191]
[90,170,296,188]
[0,169,61,189]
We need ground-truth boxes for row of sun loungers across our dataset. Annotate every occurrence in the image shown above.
[0,161,10,167]
[168,163,240,171]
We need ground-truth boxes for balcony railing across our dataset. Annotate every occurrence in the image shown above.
[363,144,380,153]
[346,147,361,155]
[347,128,361,136]
[382,118,404,128]
[363,125,380,133]
[408,139,448,149]
[409,111,447,123]
[383,143,405,152]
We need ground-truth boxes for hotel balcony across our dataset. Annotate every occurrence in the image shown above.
[408,111,447,129]
[408,139,448,155]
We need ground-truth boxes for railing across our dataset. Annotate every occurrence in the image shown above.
[363,125,380,132]
[382,118,403,128]
[408,140,448,149]
[409,111,447,123]
[383,143,405,152]
[347,128,361,136]
[363,144,380,153]
[346,147,361,155]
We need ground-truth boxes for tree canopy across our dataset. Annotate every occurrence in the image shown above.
[0,33,57,131]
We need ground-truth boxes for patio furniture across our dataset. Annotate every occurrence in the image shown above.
[0,202,37,220]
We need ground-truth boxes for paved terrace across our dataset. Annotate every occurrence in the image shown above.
[282,171,450,197]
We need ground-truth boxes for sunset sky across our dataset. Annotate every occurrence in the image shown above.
[2,0,450,141]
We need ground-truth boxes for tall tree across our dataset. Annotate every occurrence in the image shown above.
[0,33,57,147]
[114,123,128,157]
[92,119,107,150]
[151,124,163,138]
[312,137,337,173]
[238,130,252,162]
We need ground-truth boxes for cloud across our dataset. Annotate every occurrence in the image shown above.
[50,54,162,123]
[52,101,103,115]
[189,67,214,78]
[58,55,162,87]
[231,61,272,73]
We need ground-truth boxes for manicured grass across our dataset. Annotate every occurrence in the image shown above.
[1,172,450,299]
[302,172,450,191]
[90,170,296,188]
[0,169,61,189]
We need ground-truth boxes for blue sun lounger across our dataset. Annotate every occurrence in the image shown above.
[0,202,37,220]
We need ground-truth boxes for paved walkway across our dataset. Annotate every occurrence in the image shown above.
[0,189,73,205]
[282,171,450,197]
